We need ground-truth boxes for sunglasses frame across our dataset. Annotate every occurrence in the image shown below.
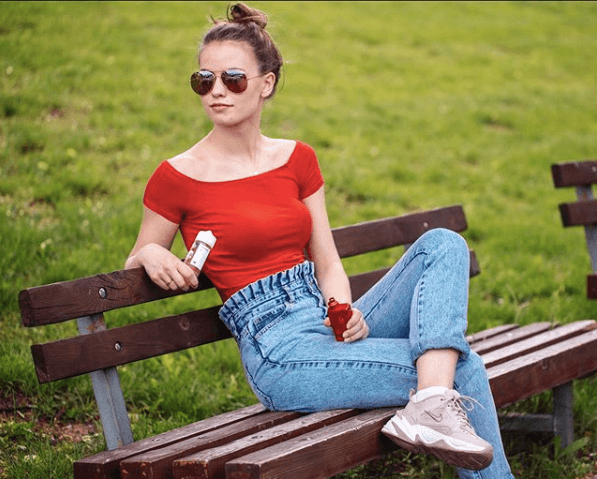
[190,69,263,96]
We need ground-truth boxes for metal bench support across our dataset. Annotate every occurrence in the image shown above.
[498,381,574,449]
[553,381,574,448]
[77,314,134,450]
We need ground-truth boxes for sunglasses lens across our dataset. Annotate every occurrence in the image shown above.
[222,70,248,93]
[190,71,215,95]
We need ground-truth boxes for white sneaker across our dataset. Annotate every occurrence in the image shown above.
[381,389,493,470]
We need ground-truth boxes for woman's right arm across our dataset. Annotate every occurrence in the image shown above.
[125,206,198,291]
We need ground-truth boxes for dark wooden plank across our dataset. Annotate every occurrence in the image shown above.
[73,403,266,479]
[224,409,397,479]
[466,324,519,346]
[487,328,597,409]
[552,160,597,188]
[470,322,553,355]
[19,266,215,327]
[481,321,597,368]
[30,306,230,383]
[332,205,467,258]
[587,273,597,299]
[172,409,358,479]
[120,411,302,479]
[558,200,597,227]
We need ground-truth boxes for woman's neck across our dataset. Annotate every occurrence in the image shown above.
[205,124,266,166]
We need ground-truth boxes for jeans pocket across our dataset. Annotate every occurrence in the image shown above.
[249,297,289,340]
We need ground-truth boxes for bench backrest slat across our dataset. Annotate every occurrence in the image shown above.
[19,268,216,328]
[31,306,227,383]
[558,199,597,227]
[332,204,467,257]
[552,160,597,188]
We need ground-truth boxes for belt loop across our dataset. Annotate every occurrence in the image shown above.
[282,283,294,304]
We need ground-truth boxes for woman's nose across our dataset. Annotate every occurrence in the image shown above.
[210,76,227,96]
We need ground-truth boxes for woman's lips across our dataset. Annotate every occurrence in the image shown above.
[210,103,231,110]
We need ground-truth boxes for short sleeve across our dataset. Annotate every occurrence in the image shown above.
[294,141,324,199]
[143,161,186,224]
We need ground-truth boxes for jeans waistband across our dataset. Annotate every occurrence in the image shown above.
[219,261,317,339]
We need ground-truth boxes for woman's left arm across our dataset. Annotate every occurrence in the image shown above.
[303,186,369,342]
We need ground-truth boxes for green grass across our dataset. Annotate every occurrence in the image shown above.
[1,1,597,477]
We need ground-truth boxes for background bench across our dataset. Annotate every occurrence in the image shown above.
[19,204,597,478]
[552,159,597,299]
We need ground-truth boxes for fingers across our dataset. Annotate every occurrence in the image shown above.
[155,261,199,292]
[343,308,369,343]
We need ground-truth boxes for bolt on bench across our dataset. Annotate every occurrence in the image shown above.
[19,204,597,479]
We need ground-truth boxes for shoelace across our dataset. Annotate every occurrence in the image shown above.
[446,393,485,434]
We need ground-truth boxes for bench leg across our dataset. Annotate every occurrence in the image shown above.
[78,314,134,450]
[553,381,574,449]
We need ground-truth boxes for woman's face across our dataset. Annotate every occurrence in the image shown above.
[198,40,274,128]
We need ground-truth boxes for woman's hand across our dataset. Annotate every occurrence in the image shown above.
[125,207,198,292]
[323,307,369,343]
[134,243,198,292]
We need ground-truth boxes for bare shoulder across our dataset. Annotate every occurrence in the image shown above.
[166,143,209,180]
[263,137,297,165]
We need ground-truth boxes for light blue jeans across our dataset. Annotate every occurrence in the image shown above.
[219,228,515,478]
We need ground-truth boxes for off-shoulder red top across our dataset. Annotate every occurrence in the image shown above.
[143,141,324,301]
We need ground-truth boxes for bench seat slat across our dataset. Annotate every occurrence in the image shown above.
[224,409,397,479]
[119,411,302,479]
[487,328,597,408]
[466,324,519,346]
[558,199,597,227]
[552,160,597,188]
[481,320,597,368]
[172,409,358,479]
[73,403,265,479]
[470,322,553,355]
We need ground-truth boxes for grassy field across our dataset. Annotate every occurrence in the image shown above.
[2,1,597,477]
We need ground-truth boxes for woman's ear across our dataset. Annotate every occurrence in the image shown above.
[260,72,276,98]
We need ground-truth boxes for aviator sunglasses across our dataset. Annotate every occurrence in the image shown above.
[190,69,263,96]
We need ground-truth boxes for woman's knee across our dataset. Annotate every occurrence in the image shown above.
[418,228,469,264]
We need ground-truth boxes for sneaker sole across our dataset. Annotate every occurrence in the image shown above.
[381,423,493,470]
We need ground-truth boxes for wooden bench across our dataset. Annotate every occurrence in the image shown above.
[19,204,597,479]
[552,159,597,298]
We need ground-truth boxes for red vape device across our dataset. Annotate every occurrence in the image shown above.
[327,297,352,341]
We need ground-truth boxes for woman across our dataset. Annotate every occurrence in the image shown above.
[126,4,515,477]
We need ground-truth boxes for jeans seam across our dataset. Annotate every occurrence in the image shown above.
[414,250,431,360]
[260,357,418,377]
[360,250,428,319]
